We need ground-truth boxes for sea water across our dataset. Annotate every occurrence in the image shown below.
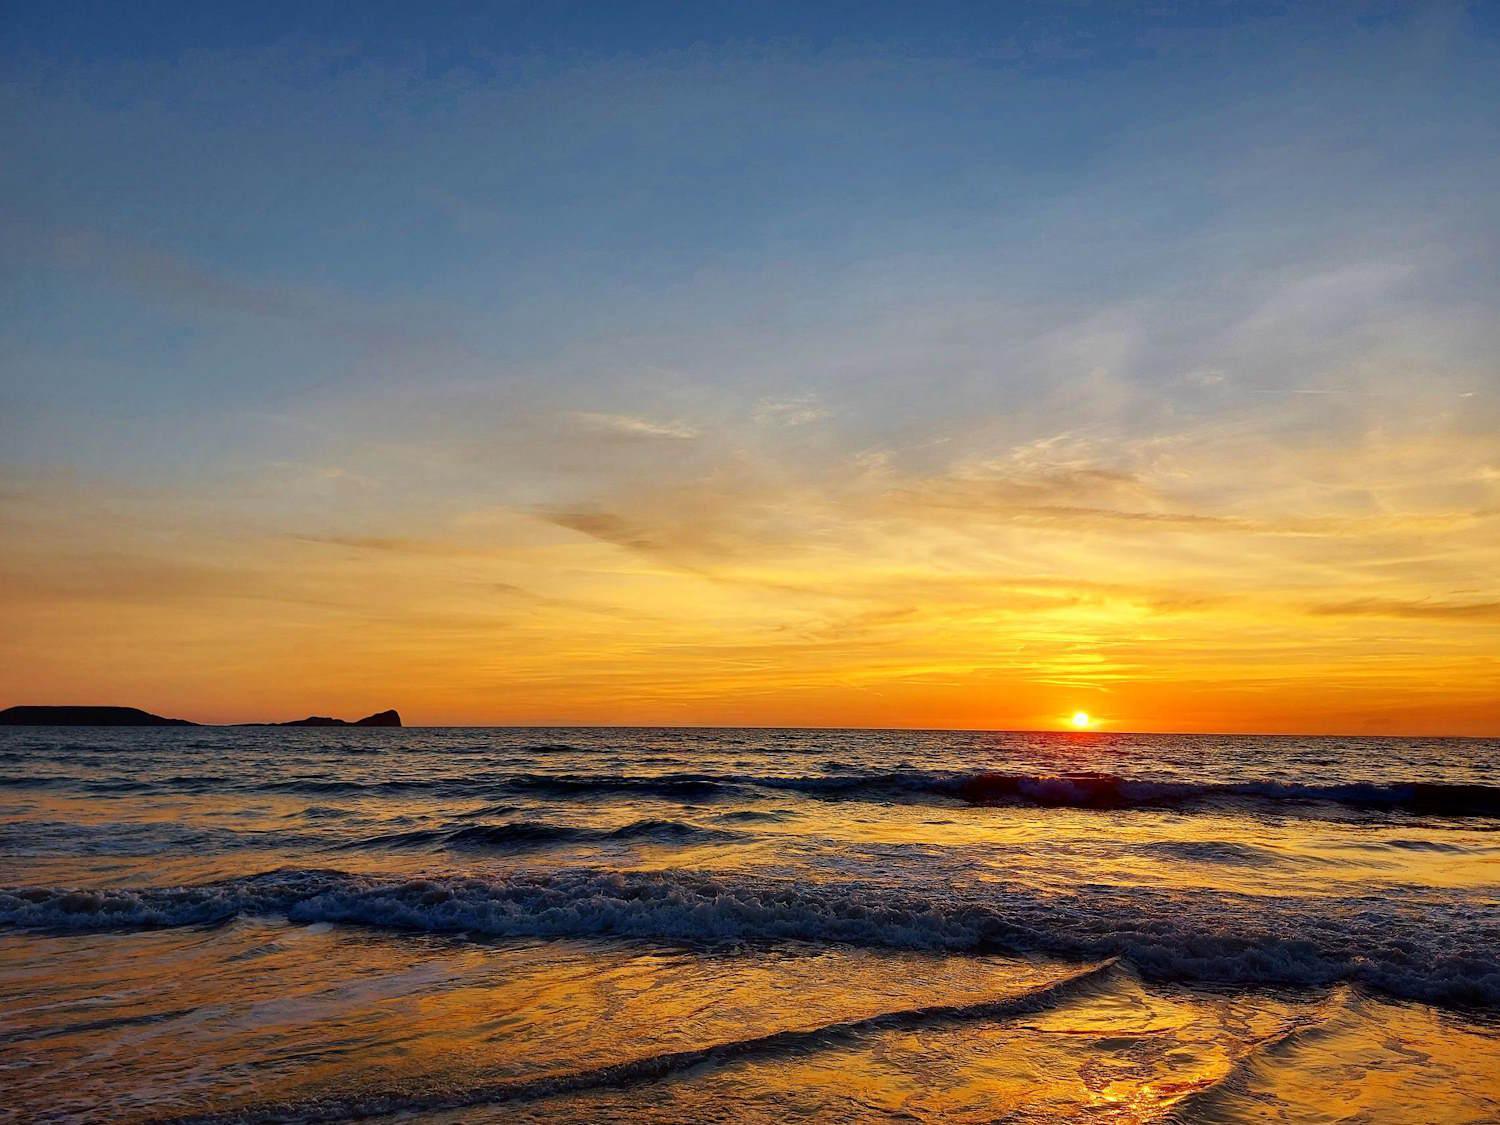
[1,727,1497,1122]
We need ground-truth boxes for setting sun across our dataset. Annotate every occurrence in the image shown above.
[1070,711,1092,730]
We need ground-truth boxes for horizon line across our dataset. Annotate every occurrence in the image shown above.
[6,711,1489,741]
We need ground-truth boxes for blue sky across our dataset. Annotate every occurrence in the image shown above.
[3,3,1499,730]
[6,4,1494,463]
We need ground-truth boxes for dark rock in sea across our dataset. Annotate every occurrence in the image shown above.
[353,709,401,727]
[280,710,402,728]
[0,706,196,726]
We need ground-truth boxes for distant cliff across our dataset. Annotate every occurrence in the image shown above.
[277,710,402,728]
[0,706,196,726]
[0,706,402,727]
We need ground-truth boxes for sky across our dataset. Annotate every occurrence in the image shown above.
[2,2,1499,733]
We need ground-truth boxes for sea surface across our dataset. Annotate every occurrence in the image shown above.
[1,727,1497,1123]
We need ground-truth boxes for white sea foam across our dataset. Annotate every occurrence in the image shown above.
[3,867,1495,1007]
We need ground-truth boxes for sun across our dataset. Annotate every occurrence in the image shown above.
[1069,710,1092,730]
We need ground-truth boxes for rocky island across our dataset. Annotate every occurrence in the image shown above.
[0,706,402,727]
[272,710,402,727]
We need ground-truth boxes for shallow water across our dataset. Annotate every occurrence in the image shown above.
[1,727,1497,1121]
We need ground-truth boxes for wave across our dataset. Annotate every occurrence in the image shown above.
[1131,840,1298,866]
[332,818,743,852]
[714,808,794,823]
[496,774,740,800]
[21,768,1499,819]
[1162,986,1356,1119]
[769,770,1500,818]
[0,821,321,857]
[165,960,1119,1123]
[3,1004,204,1046]
[1347,837,1497,854]
[288,805,353,820]
[486,769,1500,819]
[3,867,1495,1008]
[252,773,740,800]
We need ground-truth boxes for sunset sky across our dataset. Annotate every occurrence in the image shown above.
[3,3,1498,733]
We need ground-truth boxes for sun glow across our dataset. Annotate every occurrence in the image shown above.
[1070,711,1092,730]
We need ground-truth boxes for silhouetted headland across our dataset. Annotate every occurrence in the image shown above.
[272,710,402,728]
[0,706,196,726]
[0,706,402,727]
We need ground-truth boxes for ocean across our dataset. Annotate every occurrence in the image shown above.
[1,726,1497,1122]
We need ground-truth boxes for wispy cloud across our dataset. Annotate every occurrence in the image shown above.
[537,507,663,552]
[568,412,699,440]
[1308,598,1500,621]
[754,394,830,427]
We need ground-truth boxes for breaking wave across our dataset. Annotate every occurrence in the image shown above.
[24,769,1498,819]
[768,770,1500,818]
[2,866,1494,1007]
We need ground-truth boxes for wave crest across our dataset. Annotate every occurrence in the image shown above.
[36,769,1495,819]
[3,867,1495,1008]
[777,770,1500,817]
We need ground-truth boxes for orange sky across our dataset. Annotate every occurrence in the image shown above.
[4,13,1499,735]
[5,383,1499,735]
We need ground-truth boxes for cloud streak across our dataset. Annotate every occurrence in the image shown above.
[568,413,700,440]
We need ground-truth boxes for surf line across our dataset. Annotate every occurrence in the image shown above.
[169,957,1122,1123]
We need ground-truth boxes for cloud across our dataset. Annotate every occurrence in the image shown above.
[568,412,699,440]
[754,394,830,427]
[1307,598,1500,621]
[1185,369,1228,387]
[998,504,1249,530]
[492,581,660,620]
[537,507,662,552]
[289,534,492,556]
[26,226,403,343]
